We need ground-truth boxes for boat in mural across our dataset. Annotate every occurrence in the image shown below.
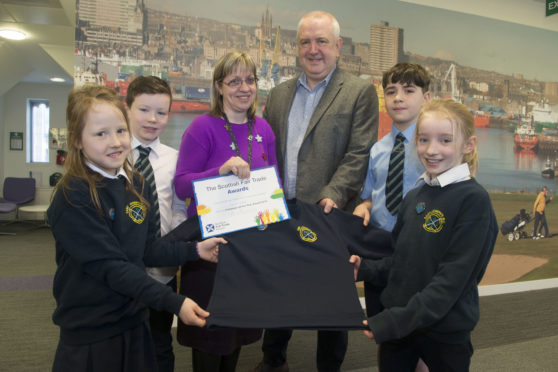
[170,98,210,113]
[170,86,210,113]
[514,117,538,151]
[473,112,490,128]
[532,102,558,133]
[541,157,555,179]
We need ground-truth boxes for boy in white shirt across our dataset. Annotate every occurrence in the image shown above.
[126,76,188,372]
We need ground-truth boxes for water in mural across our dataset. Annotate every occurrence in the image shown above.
[161,114,557,193]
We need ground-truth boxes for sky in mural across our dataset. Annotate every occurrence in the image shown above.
[146,0,558,82]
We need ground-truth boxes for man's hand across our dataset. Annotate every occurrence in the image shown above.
[196,237,227,263]
[362,320,374,339]
[353,200,372,226]
[178,298,209,327]
[318,198,338,214]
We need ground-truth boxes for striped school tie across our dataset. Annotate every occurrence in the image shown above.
[135,146,161,237]
[385,133,406,215]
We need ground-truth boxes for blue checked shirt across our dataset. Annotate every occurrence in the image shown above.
[284,68,336,199]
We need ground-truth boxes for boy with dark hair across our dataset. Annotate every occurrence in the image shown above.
[126,75,188,372]
[353,62,431,371]
[354,62,431,232]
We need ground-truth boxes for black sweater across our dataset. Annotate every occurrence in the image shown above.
[358,179,498,344]
[48,175,200,345]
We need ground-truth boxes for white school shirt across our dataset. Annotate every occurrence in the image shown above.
[131,136,188,283]
[418,163,471,187]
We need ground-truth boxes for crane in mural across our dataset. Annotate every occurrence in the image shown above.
[443,63,460,102]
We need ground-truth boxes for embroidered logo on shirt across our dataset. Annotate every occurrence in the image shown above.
[423,210,445,233]
[126,201,146,224]
[297,226,317,242]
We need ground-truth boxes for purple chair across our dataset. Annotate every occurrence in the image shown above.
[0,177,36,235]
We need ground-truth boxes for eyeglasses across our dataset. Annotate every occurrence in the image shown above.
[222,76,258,88]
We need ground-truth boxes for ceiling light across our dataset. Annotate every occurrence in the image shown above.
[0,29,26,40]
[50,77,65,83]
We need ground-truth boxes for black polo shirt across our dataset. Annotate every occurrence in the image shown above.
[206,199,392,330]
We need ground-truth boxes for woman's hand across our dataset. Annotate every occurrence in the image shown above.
[196,237,227,263]
[178,298,209,327]
[219,156,250,179]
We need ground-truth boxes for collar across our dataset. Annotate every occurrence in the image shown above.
[85,161,130,182]
[418,163,471,187]
[132,135,161,157]
[391,122,418,143]
[297,66,336,91]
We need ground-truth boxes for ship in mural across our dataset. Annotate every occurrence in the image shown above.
[473,112,490,129]
[514,117,539,151]
[541,157,555,179]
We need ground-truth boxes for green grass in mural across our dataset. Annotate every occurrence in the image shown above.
[489,191,558,283]
[356,190,557,296]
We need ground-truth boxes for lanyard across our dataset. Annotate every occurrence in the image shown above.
[223,113,253,166]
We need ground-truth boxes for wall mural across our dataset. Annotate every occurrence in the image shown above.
[74,0,558,285]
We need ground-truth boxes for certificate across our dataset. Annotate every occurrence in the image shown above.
[192,166,290,238]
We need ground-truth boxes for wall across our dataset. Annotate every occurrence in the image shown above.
[1,82,72,213]
[0,94,4,184]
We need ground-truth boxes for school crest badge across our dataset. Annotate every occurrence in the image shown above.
[423,210,446,233]
[297,226,317,242]
[126,201,147,224]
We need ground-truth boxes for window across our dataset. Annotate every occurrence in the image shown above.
[27,99,50,163]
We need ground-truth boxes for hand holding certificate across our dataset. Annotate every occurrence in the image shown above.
[193,166,290,238]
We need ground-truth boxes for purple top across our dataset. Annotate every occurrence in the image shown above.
[175,113,278,217]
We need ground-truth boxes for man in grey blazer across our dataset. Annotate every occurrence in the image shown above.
[255,10,379,372]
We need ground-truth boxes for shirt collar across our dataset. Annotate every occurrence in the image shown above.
[132,135,161,157]
[418,163,471,187]
[85,160,130,182]
[297,66,336,91]
[391,122,418,143]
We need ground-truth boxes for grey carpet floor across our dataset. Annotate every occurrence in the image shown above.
[2,223,557,371]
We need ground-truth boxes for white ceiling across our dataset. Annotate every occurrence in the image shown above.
[0,0,75,95]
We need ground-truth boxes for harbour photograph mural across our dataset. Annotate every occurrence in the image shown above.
[73,0,558,283]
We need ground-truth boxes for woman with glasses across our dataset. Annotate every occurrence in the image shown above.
[174,51,277,372]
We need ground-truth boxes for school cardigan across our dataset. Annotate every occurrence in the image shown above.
[204,199,393,330]
[48,175,200,345]
[358,179,498,344]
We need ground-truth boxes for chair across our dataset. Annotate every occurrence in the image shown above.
[0,177,36,235]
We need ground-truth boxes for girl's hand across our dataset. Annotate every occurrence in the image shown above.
[349,255,362,281]
[178,298,209,327]
[362,320,374,339]
[219,156,250,179]
[196,237,227,263]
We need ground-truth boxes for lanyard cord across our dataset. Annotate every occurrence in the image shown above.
[223,113,253,166]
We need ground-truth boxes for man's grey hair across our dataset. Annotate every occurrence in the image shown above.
[297,11,340,40]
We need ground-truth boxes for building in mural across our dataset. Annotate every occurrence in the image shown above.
[369,21,404,72]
